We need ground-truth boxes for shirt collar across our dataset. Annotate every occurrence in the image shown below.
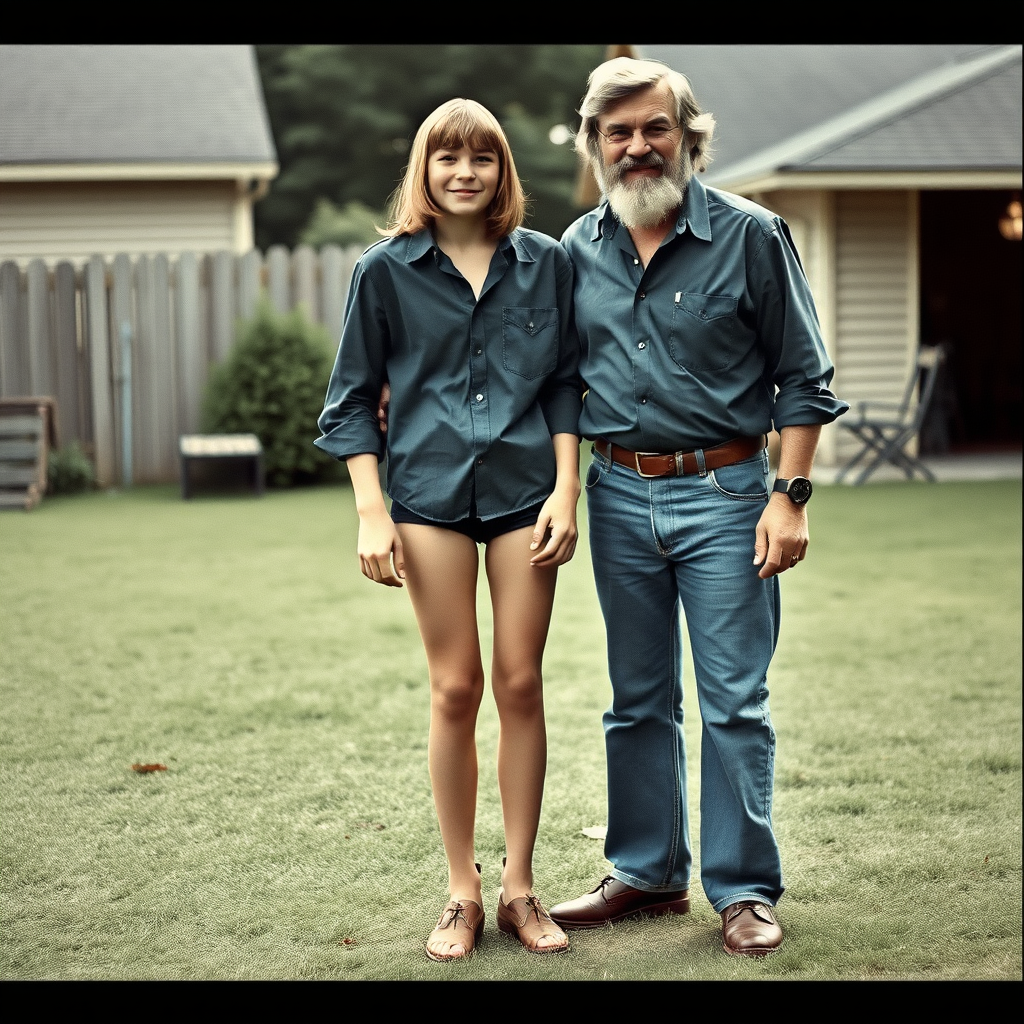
[505,228,536,263]
[402,227,531,263]
[403,229,435,263]
[591,173,713,244]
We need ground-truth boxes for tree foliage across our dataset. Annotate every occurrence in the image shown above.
[299,199,384,250]
[254,45,605,249]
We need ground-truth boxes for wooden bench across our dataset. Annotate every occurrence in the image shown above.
[0,397,60,511]
[179,433,265,499]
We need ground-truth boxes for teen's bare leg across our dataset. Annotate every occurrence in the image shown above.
[399,523,485,958]
[484,527,564,949]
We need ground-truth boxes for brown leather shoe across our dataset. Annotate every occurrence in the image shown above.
[548,876,690,930]
[720,900,783,957]
[425,898,485,962]
[498,892,569,954]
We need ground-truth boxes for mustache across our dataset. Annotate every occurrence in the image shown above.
[618,152,665,171]
[614,152,666,176]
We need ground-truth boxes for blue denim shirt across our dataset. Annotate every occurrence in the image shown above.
[314,228,582,522]
[562,175,847,451]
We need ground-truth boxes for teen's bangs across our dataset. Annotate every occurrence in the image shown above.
[427,107,504,159]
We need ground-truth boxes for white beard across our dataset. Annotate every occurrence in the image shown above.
[600,151,691,229]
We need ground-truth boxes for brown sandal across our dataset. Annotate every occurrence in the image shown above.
[426,899,485,962]
[497,892,569,954]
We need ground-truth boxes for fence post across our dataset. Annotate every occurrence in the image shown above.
[151,254,176,480]
[118,320,132,487]
[26,259,55,397]
[210,250,235,364]
[0,260,27,397]
[238,249,263,323]
[84,256,115,486]
[175,252,203,436]
[110,254,134,486]
[266,245,290,313]
[292,244,318,322]
[53,261,80,445]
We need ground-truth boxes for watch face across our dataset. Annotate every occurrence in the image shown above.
[789,477,812,504]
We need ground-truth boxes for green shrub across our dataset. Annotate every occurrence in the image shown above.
[47,441,96,495]
[201,297,343,488]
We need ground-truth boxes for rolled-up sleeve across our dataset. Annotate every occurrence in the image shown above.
[314,262,388,463]
[756,219,849,429]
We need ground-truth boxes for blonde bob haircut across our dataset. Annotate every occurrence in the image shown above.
[575,57,716,175]
[382,98,527,239]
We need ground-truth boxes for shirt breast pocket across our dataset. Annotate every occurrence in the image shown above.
[502,306,558,380]
[668,292,741,372]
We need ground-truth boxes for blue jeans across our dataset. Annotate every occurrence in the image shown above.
[585,444,784,912]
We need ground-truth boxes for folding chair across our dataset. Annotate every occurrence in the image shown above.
[836,344,947,485]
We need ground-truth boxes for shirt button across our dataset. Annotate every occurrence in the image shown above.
[476,394,484,402]
[633,258,639,265]
[475,347,483,355]
[638,341,646,350]
[527,321,534,329]
[639,292,646,299]
[477,458,484,465]
[699,309,707,319]
[640,397,647,404]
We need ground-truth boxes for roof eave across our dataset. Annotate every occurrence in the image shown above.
[708,168,1023,194]
[0,161,280,184]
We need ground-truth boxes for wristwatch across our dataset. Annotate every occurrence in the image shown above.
[772,476,813,506]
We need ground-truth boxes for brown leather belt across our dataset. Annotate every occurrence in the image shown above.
[595,435,766,478]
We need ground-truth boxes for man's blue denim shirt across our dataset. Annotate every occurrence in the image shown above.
[315,227,582,522]
[562,175,848,452]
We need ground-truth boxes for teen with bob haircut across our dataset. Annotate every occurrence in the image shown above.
[315,98,581,962]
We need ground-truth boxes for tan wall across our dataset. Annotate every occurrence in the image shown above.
[832,190,919,463]
[752,189,918,467]
[0,180,253,266]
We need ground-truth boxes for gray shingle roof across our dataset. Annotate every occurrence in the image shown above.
[801,56,1022,171]
[0,45,277,166]
[637,44,1021,183]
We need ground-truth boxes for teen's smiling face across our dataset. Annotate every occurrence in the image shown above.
[427,146,500,220]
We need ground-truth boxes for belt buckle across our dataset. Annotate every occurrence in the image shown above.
[633,451,663,478]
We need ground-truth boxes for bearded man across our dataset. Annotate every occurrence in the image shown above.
[547,56,848,956]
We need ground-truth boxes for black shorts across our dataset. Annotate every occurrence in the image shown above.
[389,499,544,545]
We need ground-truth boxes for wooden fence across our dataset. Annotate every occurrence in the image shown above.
[0,244,364,486]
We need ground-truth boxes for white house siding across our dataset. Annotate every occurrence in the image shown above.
[832,190,919,463]
[0,180,247,266]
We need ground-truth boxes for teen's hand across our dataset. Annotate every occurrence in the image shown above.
[529,490,579,568]
[357,508,405,586]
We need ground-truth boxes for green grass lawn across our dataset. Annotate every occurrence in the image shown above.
[1,474,1020,981]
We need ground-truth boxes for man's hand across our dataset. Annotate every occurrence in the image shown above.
[753,493,808,579]
[755,423,820,578]
[377,381,391,435]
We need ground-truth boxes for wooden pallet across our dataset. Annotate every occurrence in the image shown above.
[0,398,59,511]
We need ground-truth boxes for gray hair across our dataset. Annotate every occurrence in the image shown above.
[575,56,716,173]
